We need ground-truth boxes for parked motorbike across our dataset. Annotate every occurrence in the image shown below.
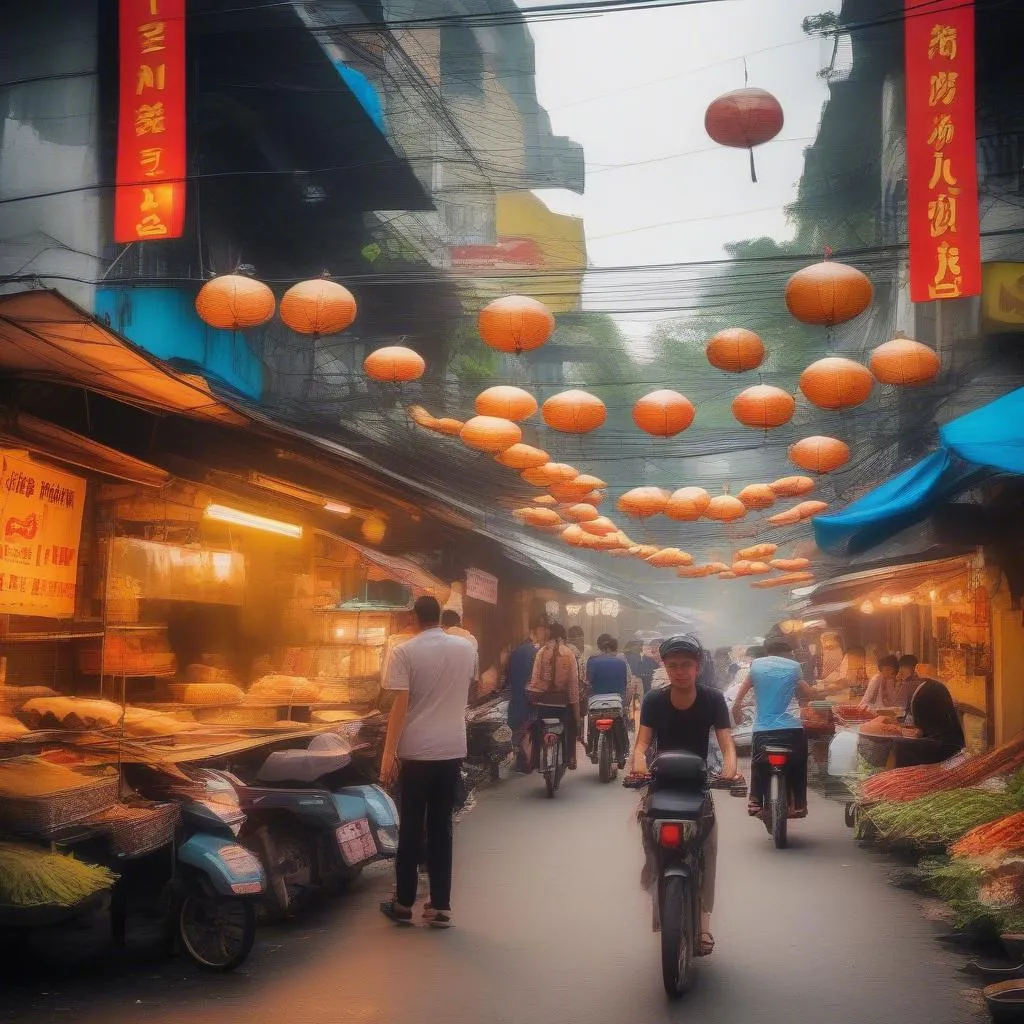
[625,754,745,997]
[587,693,627,783]
[221,733,397,920]
[465,696,514,784]
[122,764,266,972]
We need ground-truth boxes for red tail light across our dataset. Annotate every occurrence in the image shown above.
[767,753,789,767]
[658,822,683,848]
[594,718,613,732]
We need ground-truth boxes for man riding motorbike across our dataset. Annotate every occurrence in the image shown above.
[629,634,737,958]
[730,634,842,818]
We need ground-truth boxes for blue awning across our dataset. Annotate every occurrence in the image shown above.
[814,386,1024,553]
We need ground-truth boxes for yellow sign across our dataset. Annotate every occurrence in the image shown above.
[0,453,86,618]
[982,262,1024,332]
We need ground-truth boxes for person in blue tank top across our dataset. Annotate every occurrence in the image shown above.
[730,633,842,818]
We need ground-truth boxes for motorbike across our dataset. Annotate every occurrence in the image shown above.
[536,705,568,798]
[220,733,398,920]
[465,696,514,785]
[626,754,745,997]
[120,764,267,972]
[758,742,798,849]
[587,693,627,783]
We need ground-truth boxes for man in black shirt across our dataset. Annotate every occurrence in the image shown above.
[629,634,737,956]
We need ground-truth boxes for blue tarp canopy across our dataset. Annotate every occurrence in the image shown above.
[814,386,1024,554]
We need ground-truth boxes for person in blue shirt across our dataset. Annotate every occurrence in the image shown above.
[506,614,549,772]
[585,634,630,767]
[730,634,841,817]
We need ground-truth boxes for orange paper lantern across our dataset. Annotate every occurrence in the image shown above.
[648,548,694,568]
[766,506,804,526]
[747,561,772,575]
[784,260,873,326]
[665,487,711,521]
[630,544,660,559]
[475,385,538,421]
[706,495,747,522]
[535,462,579,485]
[580,516,617,537]
[770,476,815,498]
[542,390,607,434]
[478,295,554,354]
[752,571,815,589]
[737,484,776,510]
[521,467,552,487]
[432,418,465,436]
[770,557,811,571]
[718,571,738,580]
[618,487,670,519]
[731,560,753,576]
[195,274,276,330]
[566,503,600,523]
[407,405,436,429]
[279,278,356,335]
[632,390,695,437]
[706,328,765,373]
[800,357,874,410]
[460,416,522,453]
[364,346,426,383]
[578,489,606,506]
[869,337,941,386]
[561,525,587,546]
[532,495,558,506]
[518,507,563,528]
[495,443,550,470]
[739,543,777,560]
[789,436,850,474]
[794,500,829,519]
[732,385,795,429]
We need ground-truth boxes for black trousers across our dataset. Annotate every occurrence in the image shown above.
[750,729,809,809]
[395,758,462,911]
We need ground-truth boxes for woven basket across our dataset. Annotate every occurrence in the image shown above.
[0,776,119,836]
[87,801,179,857]
[193,706,279,727]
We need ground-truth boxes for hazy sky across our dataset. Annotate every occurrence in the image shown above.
[525,0,844,336]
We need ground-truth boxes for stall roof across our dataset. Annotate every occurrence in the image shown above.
[319,531,449,600]
[801,554,975,605]
[0,291,247,426]
[0,412,171,489]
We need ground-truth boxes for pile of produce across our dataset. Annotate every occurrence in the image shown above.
[952,810,1024,859]
[858,733,1024,803]
[0,841,117,907]
[921,856,1024,935]
[862,784,1024,848]
[19,697,125,731]
[833,704,875,724]
[248,675,321,703]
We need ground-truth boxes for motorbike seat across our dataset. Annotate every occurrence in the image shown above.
[541,718,565,728]
[646,788,711,821]
[651,750,708,788]
[763,744,794,755]
[588,694,624,712]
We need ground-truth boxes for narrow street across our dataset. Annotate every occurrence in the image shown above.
[2,764,978,1024]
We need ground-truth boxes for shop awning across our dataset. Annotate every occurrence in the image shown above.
[0,291,248,426]
[336,535,449,600]
[814,386,1024,554]
[799,554,974,605]
[0,413,170,488]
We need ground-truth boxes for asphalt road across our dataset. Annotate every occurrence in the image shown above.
[1,765,981,1024]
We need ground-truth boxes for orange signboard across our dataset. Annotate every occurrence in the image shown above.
[0,454,86,619]
[904,0,980,302]
[114,0,187,242]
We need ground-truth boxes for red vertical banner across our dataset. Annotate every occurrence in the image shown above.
[113,0,186,243]
[905,0,980,302]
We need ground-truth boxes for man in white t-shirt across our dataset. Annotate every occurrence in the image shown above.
[379,596,477,929]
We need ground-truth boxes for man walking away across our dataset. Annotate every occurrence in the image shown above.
[441,609,478,651]
[379,596,477,929]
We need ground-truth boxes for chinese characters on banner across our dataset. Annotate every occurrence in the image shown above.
[0,455,86,618]
[904,0,980,302]
[113,0,186,243]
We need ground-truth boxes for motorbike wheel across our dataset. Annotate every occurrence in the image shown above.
[598,734,613,783]
[660,875,693,998]
[845,802,856,829]
[770,774,788,849]
[178,889,256,973]
[249,827,314,921]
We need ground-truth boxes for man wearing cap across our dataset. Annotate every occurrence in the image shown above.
[630,633,737,957]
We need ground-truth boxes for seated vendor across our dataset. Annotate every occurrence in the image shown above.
[896,655,966,766]
[859,654,900,710]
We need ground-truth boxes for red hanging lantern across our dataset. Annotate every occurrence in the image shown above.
[704,87,784,182]
[279,277,357,335]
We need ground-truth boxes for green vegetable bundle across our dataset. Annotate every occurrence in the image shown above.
[863,788,1019,848]
[921,856,1024,935]
[0,841,117,908]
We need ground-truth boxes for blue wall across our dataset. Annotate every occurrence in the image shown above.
[95,287,264,401]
